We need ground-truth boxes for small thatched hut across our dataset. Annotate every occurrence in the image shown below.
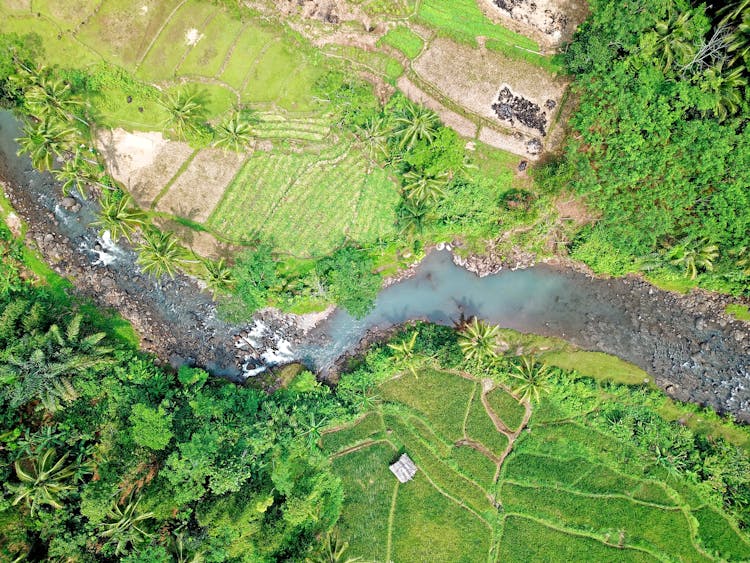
[389,454,418,483]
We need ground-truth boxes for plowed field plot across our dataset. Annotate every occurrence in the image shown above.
[76,0,184,70]
[206,144,399,256]
[324,368,749,561]
[155,148,246,222]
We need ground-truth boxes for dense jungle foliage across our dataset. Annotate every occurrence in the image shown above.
[545,0,750,294]
[0,220,361,561]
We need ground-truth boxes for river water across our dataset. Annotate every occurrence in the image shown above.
[0,110,748,419]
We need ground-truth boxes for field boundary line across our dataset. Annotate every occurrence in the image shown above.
[462,381,478,438]
[504,513,669,562]
[216,22,252,78]
[418,463,493,529]
[151,149,199,209]
[329,438,390,460]
[135,0,190,71]
[239,37,281,94]
[503,480,683,510]
[173,10,218,75]
[385,481,399,562]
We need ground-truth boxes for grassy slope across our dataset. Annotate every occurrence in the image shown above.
[326,368,750,561]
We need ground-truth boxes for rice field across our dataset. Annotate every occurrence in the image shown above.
[205,142,399,256]
[324,368,750,561]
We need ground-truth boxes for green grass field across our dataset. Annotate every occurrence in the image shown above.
[325,367,750,561]
[378,25,425,59]
[205,142,399,256]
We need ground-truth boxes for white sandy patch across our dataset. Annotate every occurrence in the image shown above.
[95,129,193,208]
[4,211,23,238]
[140,5,148,15]
[185,28,204,46]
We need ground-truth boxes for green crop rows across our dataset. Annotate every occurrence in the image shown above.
[325,368,750,561]
[206,143,399,256]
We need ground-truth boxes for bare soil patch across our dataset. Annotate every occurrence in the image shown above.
[96,128,193,208]
[1,0,31,12]
[413,38,567,156]
[477,0,588,50]
[396,76,478,138]
[153,216,240,260]
[555,194,597,227]
[156,148,246,223]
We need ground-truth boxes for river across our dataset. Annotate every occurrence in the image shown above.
[0,110,748,420]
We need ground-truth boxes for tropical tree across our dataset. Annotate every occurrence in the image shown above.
[726,7,750,66]
[99,495,155,556]
[356,116,389,165]
[396,198,431,236]
[307,530,361,563]
[509,356,552,403]
[458,318,499,366]
[170,530,205,563]
[392,103,440,150]
[161,89,206,139]
[668,236,719,279]
[698,63,747,121]
[9,449,78,515]
[24,73,83,123]
[201,256,235,293]
[401,170,448,204]
[136,228,192,279]
[53,152,97,197]
[17,116,76,171]
[648,7,698,72]
[213,111,253,152]
[92,191,148,242]
[2,314,111,412]
[301,412,330,449]
[388,330,420,378]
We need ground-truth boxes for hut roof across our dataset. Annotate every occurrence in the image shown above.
[389,453,418,483]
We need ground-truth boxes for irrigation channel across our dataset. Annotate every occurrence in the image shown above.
[0,111,748,420]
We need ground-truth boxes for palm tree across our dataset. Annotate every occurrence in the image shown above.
[650,8,698,72]
[401,170,448,204]
[92,191,148,242]
[9,449,78,515]
[668,236,719,279]
[307,530,362,563]
[53,152,98,198]
[726,8,750,66]
[392,103,440,150]
[99,495,154,556]
[301,412,330,449]
[2,314,112,412]
[388,330,419,378]
[24,74,83,124]
[161,89,206,139]
[201,257,235,293]
[356,116,389,165]
[136,228,191,279]
[509,356,552,403]
[698,63,747,121]
[458,318,499,366]
[731,246,750,276]
[17,117,76,171]
[212,111,253,152]
[170,530,205,563]
[397,198,431,236]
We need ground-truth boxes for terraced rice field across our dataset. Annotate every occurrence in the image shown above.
[206,142,399,256]
[323,368,750,561]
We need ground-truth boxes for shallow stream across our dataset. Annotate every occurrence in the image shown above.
[0,111,748,419]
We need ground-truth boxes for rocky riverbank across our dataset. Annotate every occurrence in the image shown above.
[0,111,747,420]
